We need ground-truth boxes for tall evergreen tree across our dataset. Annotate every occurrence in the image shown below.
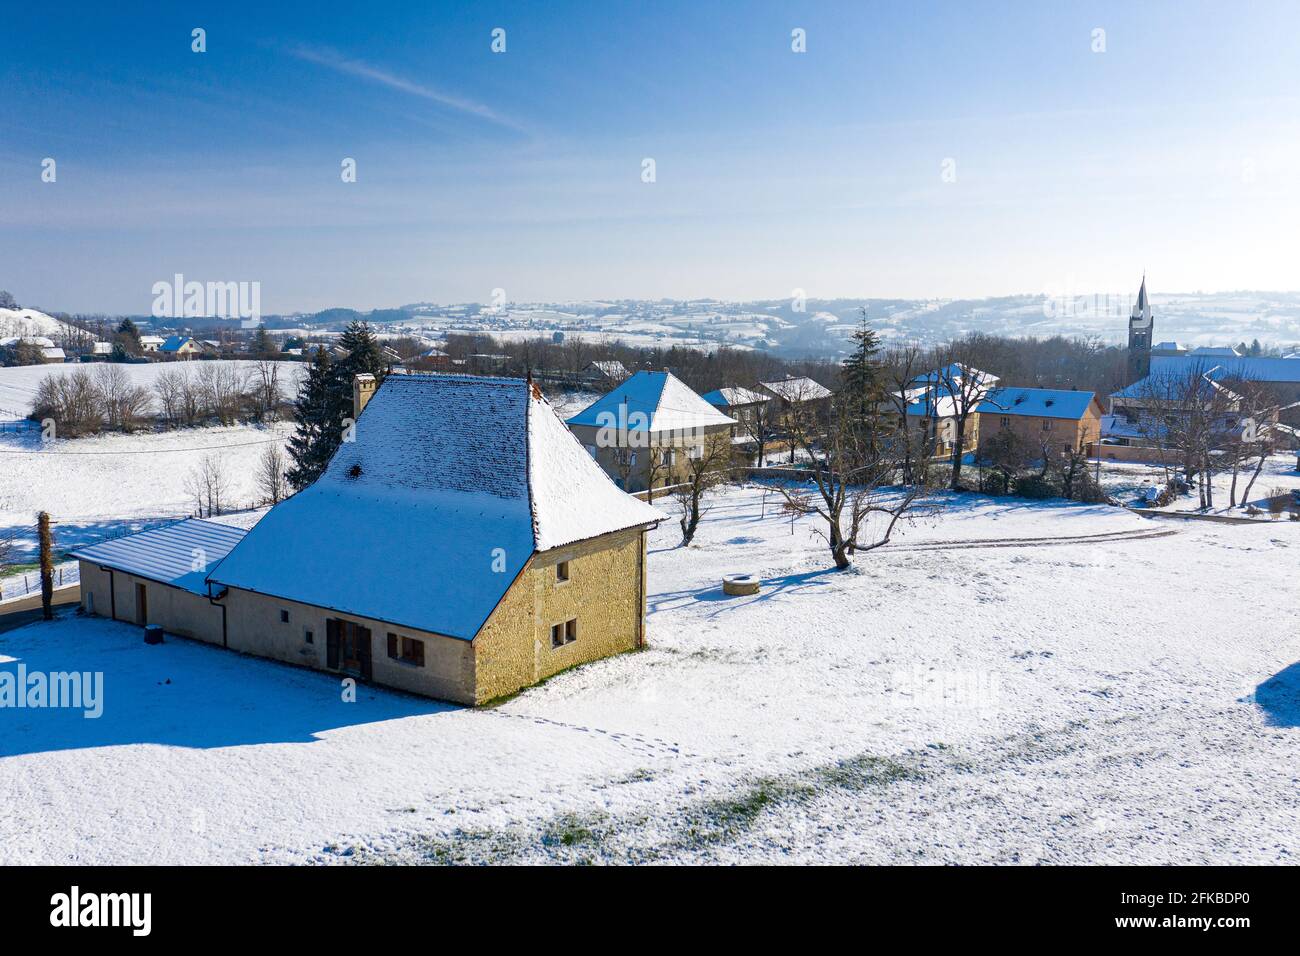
[286,347,342,491]
[334,320,388,382]
[841,307,883,419]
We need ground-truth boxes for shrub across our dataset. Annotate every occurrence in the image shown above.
[1013,475,1058,499]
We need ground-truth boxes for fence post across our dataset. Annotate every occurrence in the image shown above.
[39,511,54,620]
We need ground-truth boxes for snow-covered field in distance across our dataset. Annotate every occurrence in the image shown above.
[0,423,293,556]
[3,484,1297,864]
[0,360,307,421]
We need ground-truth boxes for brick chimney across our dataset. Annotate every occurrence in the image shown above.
[352,373,377,420]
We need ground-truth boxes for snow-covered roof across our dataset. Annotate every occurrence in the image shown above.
[700,385,769,408]
[977,387,1099,421]
[71,519,247,595]
[209,374,663,640]
[1148,353,1300,385]
[1188,346,1244,357]
[758,377,832,402]
[586,360,628,380]
[566,370,734,434]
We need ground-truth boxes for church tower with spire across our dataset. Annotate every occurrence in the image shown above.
[1127,275,1153,381]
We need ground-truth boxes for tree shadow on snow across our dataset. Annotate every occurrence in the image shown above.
[0,614,457,757]
[1254,662,1300,728]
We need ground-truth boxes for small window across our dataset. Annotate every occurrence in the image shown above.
[556,560,570,583]
[304,629,314,645]
[999,416,1010,428]
[551,619,578,648]
[1041,420,1053,431]
[280,609,290,623]
[387,632,425,666]
[688,444,703,460]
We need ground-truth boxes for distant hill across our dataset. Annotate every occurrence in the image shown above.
[309,307,412,328]
[0,307,92,344]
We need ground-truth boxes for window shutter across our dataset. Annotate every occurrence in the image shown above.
[326,619,340,669]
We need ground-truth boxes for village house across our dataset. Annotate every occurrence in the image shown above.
[73,373,664,705]
[138,334,165,352]
[756,376,832,418]
[158,335,201,359]
[582,360,630,388]
[899,364,1000,459]
[0,335,66,364]
[565,370,735,493]
[700,386,770,440]
[976,386,1104,456]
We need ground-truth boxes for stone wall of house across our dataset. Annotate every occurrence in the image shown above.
[77,561,225,646]
[217,588,477,704]
[567,422,731,492]
[977,409,1101,457]
[472,527,645,704]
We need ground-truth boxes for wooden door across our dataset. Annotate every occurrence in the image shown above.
[135,583,148,626]
[327,619,372,680]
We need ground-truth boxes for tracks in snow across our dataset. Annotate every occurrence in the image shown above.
[884,526,1178,552]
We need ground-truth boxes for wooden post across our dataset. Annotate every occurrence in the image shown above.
[38,511,54,621]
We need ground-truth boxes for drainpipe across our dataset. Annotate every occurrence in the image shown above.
[206,583,229,648]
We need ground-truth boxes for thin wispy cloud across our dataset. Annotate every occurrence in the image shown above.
[286,44,527,134]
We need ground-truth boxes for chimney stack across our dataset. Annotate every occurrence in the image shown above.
[352,373,377,420]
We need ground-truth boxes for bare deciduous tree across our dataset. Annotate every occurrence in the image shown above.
[673,432,734,545]
[256,443,289,505]
[774,389,942,570]
[184,454,232,517]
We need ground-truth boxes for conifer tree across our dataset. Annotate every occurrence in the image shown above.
[286,346,341,490]
[841,307,883,421]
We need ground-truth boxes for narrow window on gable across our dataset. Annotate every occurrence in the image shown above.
[280,609,290,623]
[556,560,570,583]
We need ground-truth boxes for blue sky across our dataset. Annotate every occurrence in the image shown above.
[2,1,1298,314]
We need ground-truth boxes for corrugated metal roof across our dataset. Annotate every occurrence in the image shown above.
[977,387,1098,420]
[71,519,246,595]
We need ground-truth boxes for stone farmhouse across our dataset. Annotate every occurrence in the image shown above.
[73,373,664,705]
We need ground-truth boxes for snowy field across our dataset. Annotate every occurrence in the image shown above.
[0,424,291,561]
[2,484,1297,865]
[0,360,307,421]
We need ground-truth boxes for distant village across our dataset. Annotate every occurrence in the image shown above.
[2,276,1293,707]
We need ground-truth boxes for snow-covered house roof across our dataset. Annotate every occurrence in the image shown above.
[209,374,663,641]
[159,335,195,352]
[700,386,769,408]
[977,387,1100,421]
[758,377,832,403]
[585,360,628,381]
[1188,346,1244,357]
[565,371,735,434]
[92,341,113,355]
[902,364,1000,417]
[1148,354,1300,385]
[71,519,248,595]
[139,335,165,347]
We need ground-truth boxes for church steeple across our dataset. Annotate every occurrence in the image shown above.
[1127,274,1153,381]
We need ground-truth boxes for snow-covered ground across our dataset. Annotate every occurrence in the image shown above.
[0,423,292,560]
[2,485,1297,865]
[0,360,306,421]
[1099,453,1300,516]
